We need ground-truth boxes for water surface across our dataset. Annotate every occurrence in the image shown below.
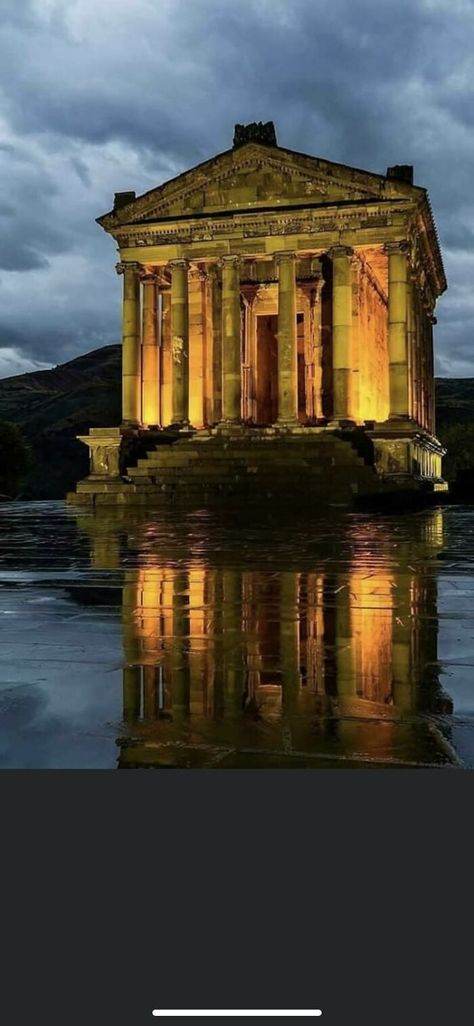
[0,501,473,768]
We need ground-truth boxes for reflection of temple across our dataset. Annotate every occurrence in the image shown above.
[105,509,453,768]
[70,120,448,508]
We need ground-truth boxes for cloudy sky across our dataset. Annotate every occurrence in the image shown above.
[0,0,473,378]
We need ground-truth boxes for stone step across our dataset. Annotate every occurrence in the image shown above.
[141,448,365,465]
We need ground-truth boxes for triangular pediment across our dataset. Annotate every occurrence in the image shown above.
[99,143,419,229]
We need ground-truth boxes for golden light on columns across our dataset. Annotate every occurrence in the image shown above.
[384,241,410,420]
[220,255,242,422]
[309,270,325,422]
[275,251,298,424]
[328,245,354,423]
[209,265,223,423]
[140,270,160,428]
[169,259,190,426]
[116,261,141,426]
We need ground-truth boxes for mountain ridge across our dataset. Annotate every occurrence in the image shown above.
[0,342,471,497]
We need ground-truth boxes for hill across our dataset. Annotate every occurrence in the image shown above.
[0,345,121,498]
[435,378,474,430]
[0,343,472,498]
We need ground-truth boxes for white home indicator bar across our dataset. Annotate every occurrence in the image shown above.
[152,1012,322,1018]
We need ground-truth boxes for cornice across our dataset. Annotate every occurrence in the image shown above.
[113,200,413,250]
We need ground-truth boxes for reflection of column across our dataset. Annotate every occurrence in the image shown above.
[211,571,225,718]
[143,666,159,721]
[220,256,242,422]
[392,572,414,713]
[222,570,243,714]
[329,246,354,422]
[385,242,410,419]
[122,577,141,723]
[335,577,355,700]
[117,262,141,426]
[141,273,160,428]
[170,260,189,425]
[280,572,300,719]
[275,252,298,424]
[171,572,190,720]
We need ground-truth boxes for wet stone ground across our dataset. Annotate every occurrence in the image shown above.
[0,500,473,769]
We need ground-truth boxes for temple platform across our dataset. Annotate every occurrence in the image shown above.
[67,426,448,508]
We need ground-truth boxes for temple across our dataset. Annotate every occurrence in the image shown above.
[69,121,448,506]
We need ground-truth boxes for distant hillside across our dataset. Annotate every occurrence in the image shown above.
[0,343,472,498]
[435,378,474,430]
[0,344,121,498]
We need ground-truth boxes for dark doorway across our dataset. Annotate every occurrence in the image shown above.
[256,315,278,424]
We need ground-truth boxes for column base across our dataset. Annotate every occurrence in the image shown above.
[168,420,194,432]
[327,419,356,430]
[276,418,299,429]
[216,418,244,431]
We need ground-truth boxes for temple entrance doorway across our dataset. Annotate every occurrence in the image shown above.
[256,315,278,424]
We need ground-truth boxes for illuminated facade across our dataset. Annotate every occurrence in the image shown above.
[71,122,447,505]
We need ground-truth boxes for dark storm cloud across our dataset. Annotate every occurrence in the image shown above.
[0,0,473,377]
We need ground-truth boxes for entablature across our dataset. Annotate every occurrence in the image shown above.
[111,198,413,252]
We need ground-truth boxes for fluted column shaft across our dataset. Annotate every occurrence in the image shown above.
[386,242,410,419]
[276,251,298,423]
[210,266,223,422]
[220,255,242,421]
[118,262,141,426]
[141,274,160,428]
[329,246,354,421]
[170,260,189,425]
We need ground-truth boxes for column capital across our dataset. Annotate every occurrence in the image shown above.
[115,260,141,276]
[274,250,296,266]
[219,254,241,270]
[327,245,354,260]
[189,265,208,282]
[168,258,189,272]
[139,268,160,285]
[383,240,410,256]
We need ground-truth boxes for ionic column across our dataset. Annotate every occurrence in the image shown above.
[309,272,324,420]
[117,262,141,426]
[428,315,436,434]
[209,265,223,422]
[169,259,190,426]
[220,255,242,421]
[413,285,423,428]
[328,246,354,422]
[140,272,160,428]
[385,242,410,419]
[275,251,298,424]
[407,274,417,423]
[406,272,416,424]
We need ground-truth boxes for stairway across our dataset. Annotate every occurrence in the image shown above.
[106,428,382,507]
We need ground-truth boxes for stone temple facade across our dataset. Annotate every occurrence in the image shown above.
[69,121,448,507]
